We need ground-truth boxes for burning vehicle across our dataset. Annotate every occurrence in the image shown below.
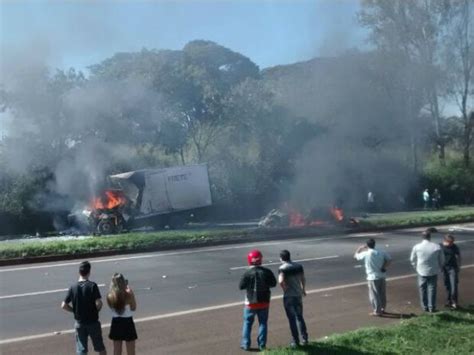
[71,164,212,234]
[258,204,357,228]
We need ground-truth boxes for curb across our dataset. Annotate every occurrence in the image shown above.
[1,218,473,267]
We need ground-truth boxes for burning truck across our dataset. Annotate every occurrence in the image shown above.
[71,164,212,234]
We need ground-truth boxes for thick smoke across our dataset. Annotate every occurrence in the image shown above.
[267,51,421,213]
[0,47,167,213]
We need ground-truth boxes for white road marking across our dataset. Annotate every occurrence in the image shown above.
[2,263,473,345]
[229,255,339,270]
[347,233,383,238]
[456,240,474,244]
[449,226,474,232]
[0,284,106,300]
[0,234,381,273]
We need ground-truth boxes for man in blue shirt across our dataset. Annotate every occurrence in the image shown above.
[354,239,391,316]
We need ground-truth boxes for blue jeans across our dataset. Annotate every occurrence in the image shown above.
[74,321,106,355]
[283,297,308,344]
[241,307,269,349]
[443,267,459,304]
[418,275,438,311]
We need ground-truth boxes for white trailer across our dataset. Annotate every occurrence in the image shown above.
[110,164,212,229]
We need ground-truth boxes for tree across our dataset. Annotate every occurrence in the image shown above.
[359,0,456,167]
[89,41,260,162]
[444,0,474,166]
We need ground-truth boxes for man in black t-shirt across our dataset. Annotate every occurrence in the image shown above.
[61,261,106,355]
[239,250,277,351]
[440,235,461,309]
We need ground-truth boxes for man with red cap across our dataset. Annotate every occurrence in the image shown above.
[239,250,277,351]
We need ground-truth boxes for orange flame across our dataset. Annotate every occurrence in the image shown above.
[330,207,344,222]
[287,205,344,227]
[92,190,127,210]
[289,210,306,227]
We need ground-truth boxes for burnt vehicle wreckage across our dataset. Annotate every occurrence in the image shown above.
[69,164,213,234]
[258,205,359,228]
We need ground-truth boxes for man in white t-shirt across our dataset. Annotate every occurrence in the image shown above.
[354,239,391,316]
[423,189,430,209]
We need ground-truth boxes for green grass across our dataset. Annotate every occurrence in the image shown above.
[360,206,474,228]
[1,206,474,260]
[267,307,474,355]
[0,228,251,259]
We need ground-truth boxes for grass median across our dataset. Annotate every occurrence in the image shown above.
[1,206,473,261]
[0,228,251,260]
[359,206,474,228]
[266,307,474,354]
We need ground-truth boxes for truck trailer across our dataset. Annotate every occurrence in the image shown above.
[74,164,213,234]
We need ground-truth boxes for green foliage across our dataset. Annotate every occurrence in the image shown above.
[0,168,52,216]
[268,307,474,355]
[1,35,472,234]
[423,158,474,203]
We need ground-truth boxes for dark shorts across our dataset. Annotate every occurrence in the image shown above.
[109,317,138,341]
[75,321,106,355]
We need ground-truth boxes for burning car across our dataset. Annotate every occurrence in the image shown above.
[259,204,355,228]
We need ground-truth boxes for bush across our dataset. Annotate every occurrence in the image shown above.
[423,159,474,204]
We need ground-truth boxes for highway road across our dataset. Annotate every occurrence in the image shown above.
[1,223,473,349]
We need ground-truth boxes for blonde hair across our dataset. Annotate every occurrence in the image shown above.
[107,273,128,315]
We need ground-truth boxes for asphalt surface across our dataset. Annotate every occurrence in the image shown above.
[1,223,473,354]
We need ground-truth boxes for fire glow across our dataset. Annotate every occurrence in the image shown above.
[91,190,127,210]
[288,206,344,227]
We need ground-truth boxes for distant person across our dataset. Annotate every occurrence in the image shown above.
[278,250,308,348]
[107,273,138,355]
[423,189,430,209]
[432,189,441,210]
[440,234,461,309]
[397,195,406,210]
[239,250,277,351]
[354,239,391,316]
[367,191,376,212]
[61,261,107,355]
[410,229,445,312]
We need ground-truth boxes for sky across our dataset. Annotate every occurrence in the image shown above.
[0,0,366,72]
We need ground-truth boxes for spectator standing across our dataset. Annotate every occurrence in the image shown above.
[61,261,107,355]
[367,191,376,212]
[278,250,308,348]
[239,250,277,351]
[107,273,138,355]
[440,235,461,309]
[432,189,441,210]
[410,229,445,312]
[354,239,391,316]
[423,189,430,209]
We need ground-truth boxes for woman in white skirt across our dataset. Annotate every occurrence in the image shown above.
[107,273,138,355]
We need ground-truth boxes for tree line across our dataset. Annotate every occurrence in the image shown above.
[0,0,472,234]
